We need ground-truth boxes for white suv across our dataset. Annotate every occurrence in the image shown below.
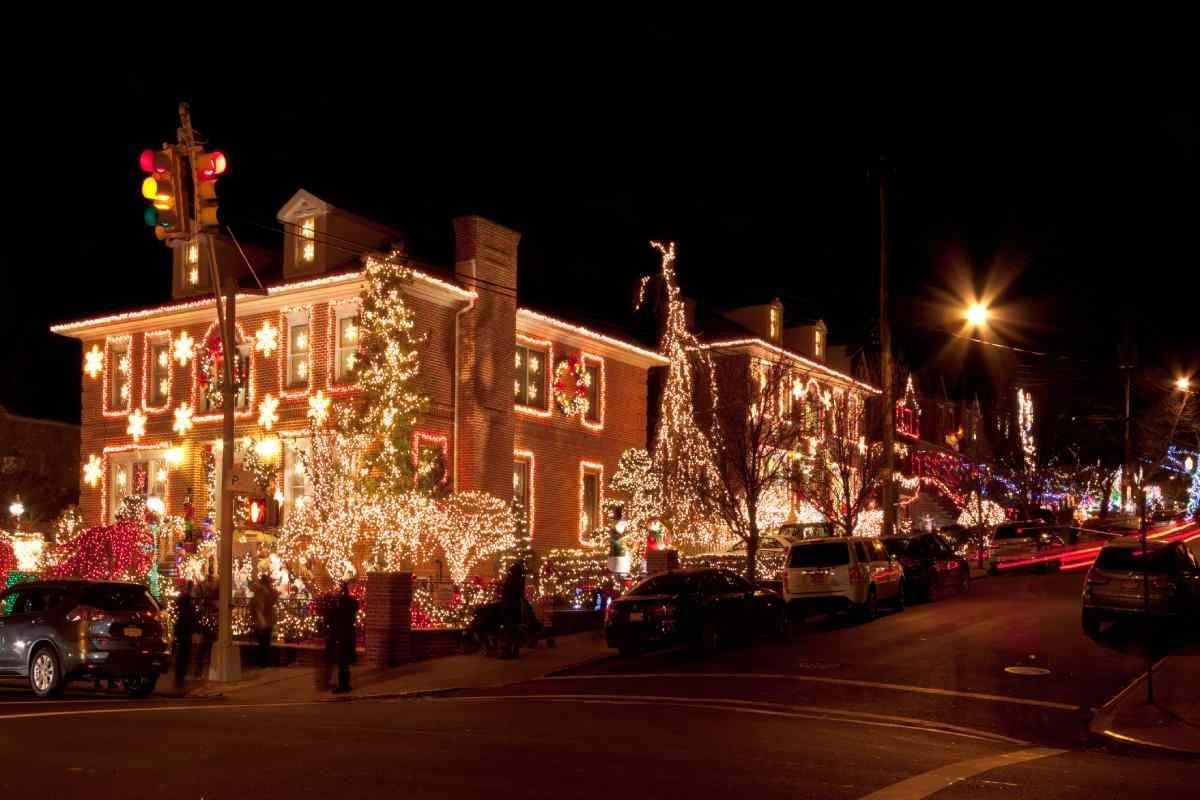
[783,537,905,622]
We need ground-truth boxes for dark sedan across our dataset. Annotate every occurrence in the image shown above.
[604,568,787,656]
[881,533,970,602]
[0,580,169,697]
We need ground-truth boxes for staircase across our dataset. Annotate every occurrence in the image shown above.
[904,490,960,532]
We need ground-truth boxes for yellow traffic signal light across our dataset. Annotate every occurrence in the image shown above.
[140,148,184,239]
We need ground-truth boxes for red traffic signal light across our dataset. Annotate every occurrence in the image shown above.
[139,147,185,239]
[139,149,170,174]
[195,150,227,180]
[191,150,225,231]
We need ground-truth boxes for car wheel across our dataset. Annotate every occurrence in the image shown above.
[29,646,63,698]
[854,588,878,623]
[124,673,159,698]
[1081,609,1102,638]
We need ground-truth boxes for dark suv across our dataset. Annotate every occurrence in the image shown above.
[0,580,169,698]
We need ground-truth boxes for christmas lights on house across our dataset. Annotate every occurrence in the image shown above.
[307,390,332,426]
[83,345,104,379]
[82,454,103,488]
[255,320,279,358]
[257,393,280,431]
[126,408,148,443]
[173,402,195,436]
[173,331,195,367]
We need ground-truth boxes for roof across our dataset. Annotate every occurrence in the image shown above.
[698,338,880,394]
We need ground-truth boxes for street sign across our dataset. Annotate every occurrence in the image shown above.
[223,467,258,494]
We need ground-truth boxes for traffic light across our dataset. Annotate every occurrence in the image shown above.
[192,150,227,232]
[139,148,183,240]
[240,495,280,530]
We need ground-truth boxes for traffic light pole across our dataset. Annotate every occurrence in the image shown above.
[206,240,241,683]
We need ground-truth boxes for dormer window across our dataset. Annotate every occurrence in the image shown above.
[299,217,316,264]
[186,242,201,286]
[769,307,780,340]
[814,329,822,359]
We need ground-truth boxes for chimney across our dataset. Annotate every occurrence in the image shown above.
[452,216,520,501]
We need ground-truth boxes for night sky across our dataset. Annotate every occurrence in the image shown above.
[4,27,1197,442]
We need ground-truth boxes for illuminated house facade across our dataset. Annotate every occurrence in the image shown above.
[52,192,666,562]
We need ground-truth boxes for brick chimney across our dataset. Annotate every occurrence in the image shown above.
[452,215,520,501]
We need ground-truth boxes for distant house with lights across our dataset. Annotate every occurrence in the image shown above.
[51,191,666,566]
[0,406,80,526]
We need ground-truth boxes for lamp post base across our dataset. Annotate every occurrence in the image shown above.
[207,641,243,683]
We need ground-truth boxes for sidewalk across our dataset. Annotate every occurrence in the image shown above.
[1090,649,1200,756]
[171,629,613,704]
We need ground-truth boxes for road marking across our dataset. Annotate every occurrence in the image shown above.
[858,746,1065,799]
[0,700,320,722]
[536,672,1082,711]
[440,693,1029,745]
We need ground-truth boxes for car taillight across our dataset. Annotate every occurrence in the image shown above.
[66,605,111,624]
[1086,573,1110,585]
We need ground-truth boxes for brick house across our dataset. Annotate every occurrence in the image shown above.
[0,406,80,526]
[51,191,666,568]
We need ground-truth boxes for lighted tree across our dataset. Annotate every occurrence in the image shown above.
[1189,465,1200,521]
[427,492,517,585]
[645,241,726,547]
[0,537,15,585]
[957,491,1006,567]
[704,357,805,581]
[370,491,436,573]
[793,389,883,537]
[345,249,429,497]
[276,423,374,582]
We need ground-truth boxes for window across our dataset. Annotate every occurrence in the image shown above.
[109,339,132,412]
[814,329,822,359]
[788,542,850,568]
[284,439,312,517]
[109,452,169,522]
[584,362,601,423]
[580,465,602,538]
[287,313,311,389]
[415,438,448,493]
[185,241,207,288]
[514,343,548,409]
[769,307,780,340]
[854,541,871,563]
[298,216,316,263]
[199,343,251,413]
[334,306,359,384]
[148,336,171,408]
[513,457,531,536]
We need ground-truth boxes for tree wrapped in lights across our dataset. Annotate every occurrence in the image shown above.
[344,249,428,497]
[957,491,1006,567]
[643,241,726,548]
[52,505,85,545]
[276,422,374,583]
[0,537,15,586]
[427,491,517,585]
[1189,465,1200,521]
[43,521,153,582]
[370,491,436,573]
[607,448,661,566]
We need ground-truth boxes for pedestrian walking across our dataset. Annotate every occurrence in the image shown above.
[249,572,279,667]
[500,561,526,659]
[332,581,357,693]
[174,581,196,691]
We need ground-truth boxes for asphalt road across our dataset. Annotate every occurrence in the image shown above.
[0,551,1197,798]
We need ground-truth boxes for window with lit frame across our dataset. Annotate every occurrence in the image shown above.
[184,241,208,289]
[514,344,547,409]
[109,340,132,413]
[148,337,171,408]
[298,217,316,264]
[584,363,600,423]
[334,307,359,384]
[581,468,601,537]
[199,343,252,413]
[513,458,531,527]
[287,314,311,389]
[109,453,169,522]
[284,439,312,516]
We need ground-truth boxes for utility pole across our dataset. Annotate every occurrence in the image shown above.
[879,162,896,539]
[141,104,243,682]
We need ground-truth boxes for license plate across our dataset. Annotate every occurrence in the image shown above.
[124,626,143,638]
[809,573,829,584]
[628,612,644,622]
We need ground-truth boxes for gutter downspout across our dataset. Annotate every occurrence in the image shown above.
[453,264,478,492]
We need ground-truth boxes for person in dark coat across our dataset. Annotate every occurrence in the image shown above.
[330,581,358,693]
[173,581,195,691]
[500,561,526,659]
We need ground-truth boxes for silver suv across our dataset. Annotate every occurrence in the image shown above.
[783,537,905,622]
[0,580,169,697]
[1081,538,1200,636]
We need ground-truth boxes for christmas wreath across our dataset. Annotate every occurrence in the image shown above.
[553,356,591,417]
[196,334,247,407]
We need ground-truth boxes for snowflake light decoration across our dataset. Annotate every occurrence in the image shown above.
[127,409,147,442]
[307,390,332,426]
[257,393,280,431]
[83,345,104,379]
[83,454,102,488]
[174,331,195,367]
[173,402,194,436]
[255,320,279,358]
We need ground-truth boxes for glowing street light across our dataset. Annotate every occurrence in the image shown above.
[9,497,24,526]
[1175,376,1192,393]
[965,302,990,329]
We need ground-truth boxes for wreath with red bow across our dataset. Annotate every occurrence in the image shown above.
[553,356,591,417]
[196,334,248,407]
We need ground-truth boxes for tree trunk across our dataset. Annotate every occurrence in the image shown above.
[745,530,759,584]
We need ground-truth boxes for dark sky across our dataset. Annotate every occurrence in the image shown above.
[4,25,1197,429]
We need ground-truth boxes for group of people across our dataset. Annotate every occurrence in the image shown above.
[171,573,359,694]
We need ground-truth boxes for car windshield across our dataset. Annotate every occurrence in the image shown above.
[789,542,850,568]
[628,573,705,596]
[1095,547,1175,574]
[81,584,158,612]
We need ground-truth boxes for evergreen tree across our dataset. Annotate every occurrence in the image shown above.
[345,249,429,497]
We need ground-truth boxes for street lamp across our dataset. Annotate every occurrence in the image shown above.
[1175,376,1192,393]
[965,302,990,329]
[8,497,24,522]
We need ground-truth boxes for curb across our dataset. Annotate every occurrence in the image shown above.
[1088,657,1200,756]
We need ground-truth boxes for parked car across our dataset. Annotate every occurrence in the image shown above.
[881,533,970,602]
[1081,538,1200,636]
[986,521,1056,568]
[782,537,905,622]
[777,522,838,540]
[604,568,787,656]
[728,533,797,553]
[0,580,169,698]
